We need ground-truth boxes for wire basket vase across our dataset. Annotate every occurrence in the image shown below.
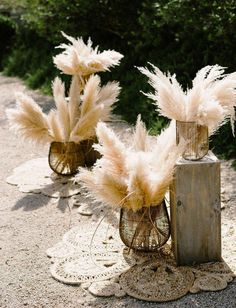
[119,200,170,252]
[48,139,100,176]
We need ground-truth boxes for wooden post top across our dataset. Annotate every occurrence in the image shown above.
[176,151,220,166]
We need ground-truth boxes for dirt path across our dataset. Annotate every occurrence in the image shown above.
[0,75,235,308]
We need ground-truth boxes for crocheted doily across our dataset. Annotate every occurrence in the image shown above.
[6,158,80,197]
[47,223,123,258]
[190,261,234,293]
[47,218,235,301]
[50,251,135,285]
[119,261,195,302]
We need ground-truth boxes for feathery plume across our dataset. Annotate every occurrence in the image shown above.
[192,65,225,89]
[125,154,152,211]
[53,32,123,76]
[139,64,236,134]
[79,116,181,212]
[7,93,51,144]
[52,77,70,141]
[68,75,81,131]
[96,81,121,121]
[79,167,127,207]
[70,105,104,142]
[94,122,127,176]
[47,110,63,141]
[197,100,225,130]
[138,65,186,121]
[80,75,100,117]
[8,34,122,148]
[132,114,149,151]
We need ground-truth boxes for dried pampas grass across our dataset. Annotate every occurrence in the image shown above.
[53,32,123,77]
[6,93,52,145]
[132,115,149,152]
[93,122,127,176]
[78,116,183,212]
[8,74,120,145]
[139,64,236,135]
[8,33,122,147]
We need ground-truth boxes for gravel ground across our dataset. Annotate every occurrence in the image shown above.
[0,75,235,308]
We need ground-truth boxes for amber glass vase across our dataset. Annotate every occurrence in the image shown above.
[48,139,100,176]
[119,200,170,252]
[176,121,209,161]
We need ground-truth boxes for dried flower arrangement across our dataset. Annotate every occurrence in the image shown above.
[78,117,184,251]
[54,32,123,84]
[139,64,236,135]
[7,33,123,174]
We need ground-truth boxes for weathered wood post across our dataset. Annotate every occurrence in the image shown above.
[170,153,221,265]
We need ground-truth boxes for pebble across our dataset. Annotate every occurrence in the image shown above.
[73,200,82,207]
[77,203,93,216]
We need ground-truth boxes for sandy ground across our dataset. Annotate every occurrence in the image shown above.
[0,75,236,308]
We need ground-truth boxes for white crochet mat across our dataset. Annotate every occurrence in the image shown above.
[6,158,80,197]
[47,218,236,302]
[6,158,236,301]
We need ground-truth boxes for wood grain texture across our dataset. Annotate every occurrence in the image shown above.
[170,153,221,265]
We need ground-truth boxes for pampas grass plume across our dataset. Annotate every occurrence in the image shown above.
[52,77,70,141]
[94,122,127,176]
[139,64,236,134]
[79,116,182,212]
[7,92,51,144]
[132,114,149,151]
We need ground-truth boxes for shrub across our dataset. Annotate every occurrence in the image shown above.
[1,0,236,158]
[0,13,16,70]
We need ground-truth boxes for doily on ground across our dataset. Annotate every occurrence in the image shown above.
[190,274,230,293]
[47,217,236,301]
[6,158,80,198]
[50,251,135,285]
[47,223,123,258]
[47,241,76,259]
[47,223,171,287]
[189,259,235,293]
[88,281,126,297]
[119,261,194,302]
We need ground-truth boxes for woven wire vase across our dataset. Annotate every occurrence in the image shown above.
[176,121,209,161]
[119,200,170,252]
[48,139,100,176]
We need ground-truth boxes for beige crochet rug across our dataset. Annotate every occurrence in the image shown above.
[47,218,236,302]
[6,158,236,302]
[6,157,80,198]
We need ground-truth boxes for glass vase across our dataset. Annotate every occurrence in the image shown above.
[48,139,100,176]
[119,200,170,252]
[176,121,209,161]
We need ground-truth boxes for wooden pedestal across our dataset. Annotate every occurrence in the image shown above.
[170,153,221,265]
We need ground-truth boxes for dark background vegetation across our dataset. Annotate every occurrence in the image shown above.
[0,0,236,161]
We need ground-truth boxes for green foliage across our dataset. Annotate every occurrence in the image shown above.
[0,14,16,69]
[210,123,236,158]
[3,28,57,94]
[1,0,236,158]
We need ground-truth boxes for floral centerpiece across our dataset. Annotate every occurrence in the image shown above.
[7,33,123,175]
[78,117,184,251]
[139,64,236,160]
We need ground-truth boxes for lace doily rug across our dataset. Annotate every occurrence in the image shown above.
[7,158,236,301]
[47,218,236,302]
[6,158,80,197]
